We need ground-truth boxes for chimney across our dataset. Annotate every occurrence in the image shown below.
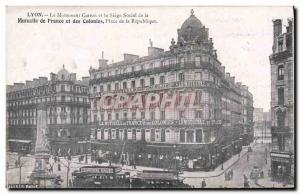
[124,53,139,62]
[98,51,108,68]
[39,77,48,83]
[230,76,235,83]
[272,19,282,52]
[287,18,293,33]
[221,66,225,75]
[148,47,164,57]
[225,73,230,79]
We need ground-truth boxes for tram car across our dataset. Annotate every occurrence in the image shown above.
[72,165,130,188]
[130,170,191,188]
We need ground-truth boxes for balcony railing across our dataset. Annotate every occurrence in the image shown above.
[89,61,223,85]
[90,80,219,98]
[271,126,292,133]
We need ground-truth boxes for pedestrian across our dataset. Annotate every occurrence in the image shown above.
[231,169,234,179]
[243,174,250,188]
[68,179,73,188]
[247,154,249,162]
[58,163,61,171]
[260,171,264,178]
[201,179,206,188]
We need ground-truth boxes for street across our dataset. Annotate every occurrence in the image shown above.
[6,142,282,189]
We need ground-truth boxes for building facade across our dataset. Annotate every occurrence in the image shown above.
[89,10,254,170]
[6,66,91,155]
[269,19,294,183]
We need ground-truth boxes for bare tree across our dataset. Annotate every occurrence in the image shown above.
[60,158,72,187]
[9,153,29,184]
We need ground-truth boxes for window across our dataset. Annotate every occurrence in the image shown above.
[132,112,136,120]
[115,83,119,91]
[180,57,185,64]
[277,110,285,127]
[160,61,164,67]
[61,85,65,92]
[140,79,145,87]
[149,63,154,69]
[100,85,104,92]
[115,113,119,120]
[141,112,145,119]
[108,113,112,121]
[150,111,155,120]
[101,114,104,121]
[195,72,202,80]
[93,86,97,93]
[107,84,111,92]
[195,56,201,66]
[140,65,144,71]
[195,110,203,119]
[150,77,155,86]
[179,111,185,120]
[131,66,135,72]
[179,73,185,82]
[278,39,283,52]
[160,111,165,120]
[278,65,284,80]
[61,96,65,102]
[123,112,127,120]
[123,82,127,89]
[115,70,119,75]
[278,88,284,105]
[159,76,165,84]
[131,80,136,88]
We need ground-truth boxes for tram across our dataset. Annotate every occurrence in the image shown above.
[72,165,130,188]
[131,170,191,188]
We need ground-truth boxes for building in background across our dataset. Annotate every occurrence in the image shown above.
[89,10,254,170]
[269,18,294,183]
[6,66,91,155]
[253,108,271,142]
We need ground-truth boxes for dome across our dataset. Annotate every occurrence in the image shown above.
[57,64,70,81]
[178,9,204,42]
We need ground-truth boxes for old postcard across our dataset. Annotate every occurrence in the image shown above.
[6,6,295,189]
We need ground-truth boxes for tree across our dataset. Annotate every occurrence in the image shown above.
[60,157,72,187]
[10,153,29,184]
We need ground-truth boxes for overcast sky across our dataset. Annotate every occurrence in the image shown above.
[6,6,293,111]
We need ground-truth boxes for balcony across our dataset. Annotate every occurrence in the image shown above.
[90,80,219,98]
[271,126,292,134]
[89,61,223,85]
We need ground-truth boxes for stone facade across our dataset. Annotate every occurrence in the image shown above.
[88,10,254,170]
[6,66,91,155]
[269,18,294,183]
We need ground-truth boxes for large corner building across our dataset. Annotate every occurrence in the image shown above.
[88,10,254,170]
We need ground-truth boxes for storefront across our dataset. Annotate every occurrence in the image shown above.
[270,152,294,183]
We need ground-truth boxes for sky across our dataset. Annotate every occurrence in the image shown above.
[6,6,294,111]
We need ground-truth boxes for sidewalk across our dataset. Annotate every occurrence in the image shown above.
[181,142,257,178]
[121,142,258,179]
[256,177,294,188]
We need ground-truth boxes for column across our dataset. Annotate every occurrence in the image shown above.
[194,130,197,143]
[185,131,187,142]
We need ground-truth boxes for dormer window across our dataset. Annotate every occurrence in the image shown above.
[61,74,65,80]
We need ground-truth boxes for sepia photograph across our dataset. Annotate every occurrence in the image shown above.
[5,6,295,189]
